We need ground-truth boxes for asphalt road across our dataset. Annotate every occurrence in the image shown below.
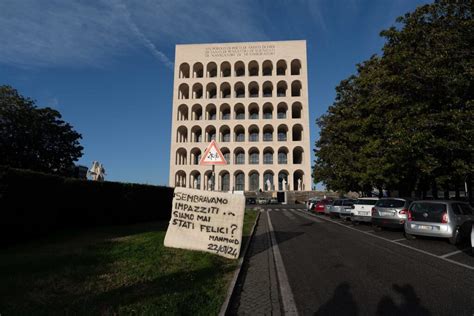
[260,204,474,316]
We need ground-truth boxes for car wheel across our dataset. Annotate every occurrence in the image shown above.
[448,227,461,245]
[404,232,416,240]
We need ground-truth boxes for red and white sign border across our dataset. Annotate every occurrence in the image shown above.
[199,139,227,166]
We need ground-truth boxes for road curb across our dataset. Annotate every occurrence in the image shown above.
[218,208,261,316]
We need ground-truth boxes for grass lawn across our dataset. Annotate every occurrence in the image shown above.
[0,209,258,315]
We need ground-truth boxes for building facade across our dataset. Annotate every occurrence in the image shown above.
[169,40,312,192]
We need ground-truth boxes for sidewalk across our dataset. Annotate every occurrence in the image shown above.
[228,211,282,315]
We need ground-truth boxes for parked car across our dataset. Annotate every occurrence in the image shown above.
[312,199,333,214]
[324,200,335,215]
[404,200,474,245]
[371,198,412,230]
[269,197,279,204]
[246,197,256,205]
[307,198,321,211]
[351,197,379,224]
[257,197,268,205]
[330,199,356,219]
[339,199,357,220]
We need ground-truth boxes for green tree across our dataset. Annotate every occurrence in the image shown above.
[380,0,474,196]
[0,85,83,175]
[314,0,473,197]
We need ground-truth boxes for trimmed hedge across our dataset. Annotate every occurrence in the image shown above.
[0,166,174,246]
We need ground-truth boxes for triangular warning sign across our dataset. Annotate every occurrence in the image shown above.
[199,140,227,165]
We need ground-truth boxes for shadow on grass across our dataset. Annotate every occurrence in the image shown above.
[62,266,235,315]
[1,211,261,315]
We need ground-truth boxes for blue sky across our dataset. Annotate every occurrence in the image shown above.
[0,0,431,186]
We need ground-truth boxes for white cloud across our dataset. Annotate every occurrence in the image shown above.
[0,0,268,68]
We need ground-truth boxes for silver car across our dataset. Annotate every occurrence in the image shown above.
[404,200,474,245]
[372,198,412,230]
[324,200,334,215]
[330,199,356,220]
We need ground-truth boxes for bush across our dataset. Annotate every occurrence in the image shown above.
[0,166,174,246]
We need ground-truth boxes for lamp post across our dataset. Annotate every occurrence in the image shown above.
[465,175,469,198]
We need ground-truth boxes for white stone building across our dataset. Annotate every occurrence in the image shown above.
[169,40,312,192]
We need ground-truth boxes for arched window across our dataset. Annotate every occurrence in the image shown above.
[176,126,188,143]
[264,171,274,190]
[190,148,202,165]
[248,81,259,98]
[293,170,304,191]
[291,80,302,97]
[192,104,202,120]
[248,103,259,119]
[277,81,287,97]
[262,81,273,97]
[263,125,273,141]
[204,170,213,191]
[206,83,217,99]
[175,171,186,187]
[278,171,289,191]
[277,102,288,119]
[191,126,202,142]
[207,62,217,78]
[291,59,301,75]
[205,126,216,142]
[263,147,273,164]
[235,171,245,191]
[220,171,230,191]
[220,82,231,98]
[293,147,304,164]
[276,60,287,76]
[249,171,260,191]
[292,102,302,118]
[248,125,259,142]
[221,147,230,164]
[248,60,259,76]
[221,61,231,77]
[234,103,245,120]
[190,171,201,189]
[219,125,231,142]
[234,125,245,142]
[193,62,203,78]
[220,103,231,120]
[206,104,216,120]
[278,147,288,164]
[178,84,189,99]
[235,82,245,98]
[235,61,245,77]
[262,103,273,119]
[249,148,259,164]
[175,148,187,165]
[179,63,190,78]
[192,83,203,99]
[292,124,303,141]
[262,60,273,76]
[277,124,288,141]
[234,148,245,164]
[177,104,188,121]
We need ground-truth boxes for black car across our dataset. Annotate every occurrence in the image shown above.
[246,197,256,205]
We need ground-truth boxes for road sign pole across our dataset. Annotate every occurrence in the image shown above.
[212,164,215,191]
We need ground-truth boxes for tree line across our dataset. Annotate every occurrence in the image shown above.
[313,0,473,199]
[0,85,83,176]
